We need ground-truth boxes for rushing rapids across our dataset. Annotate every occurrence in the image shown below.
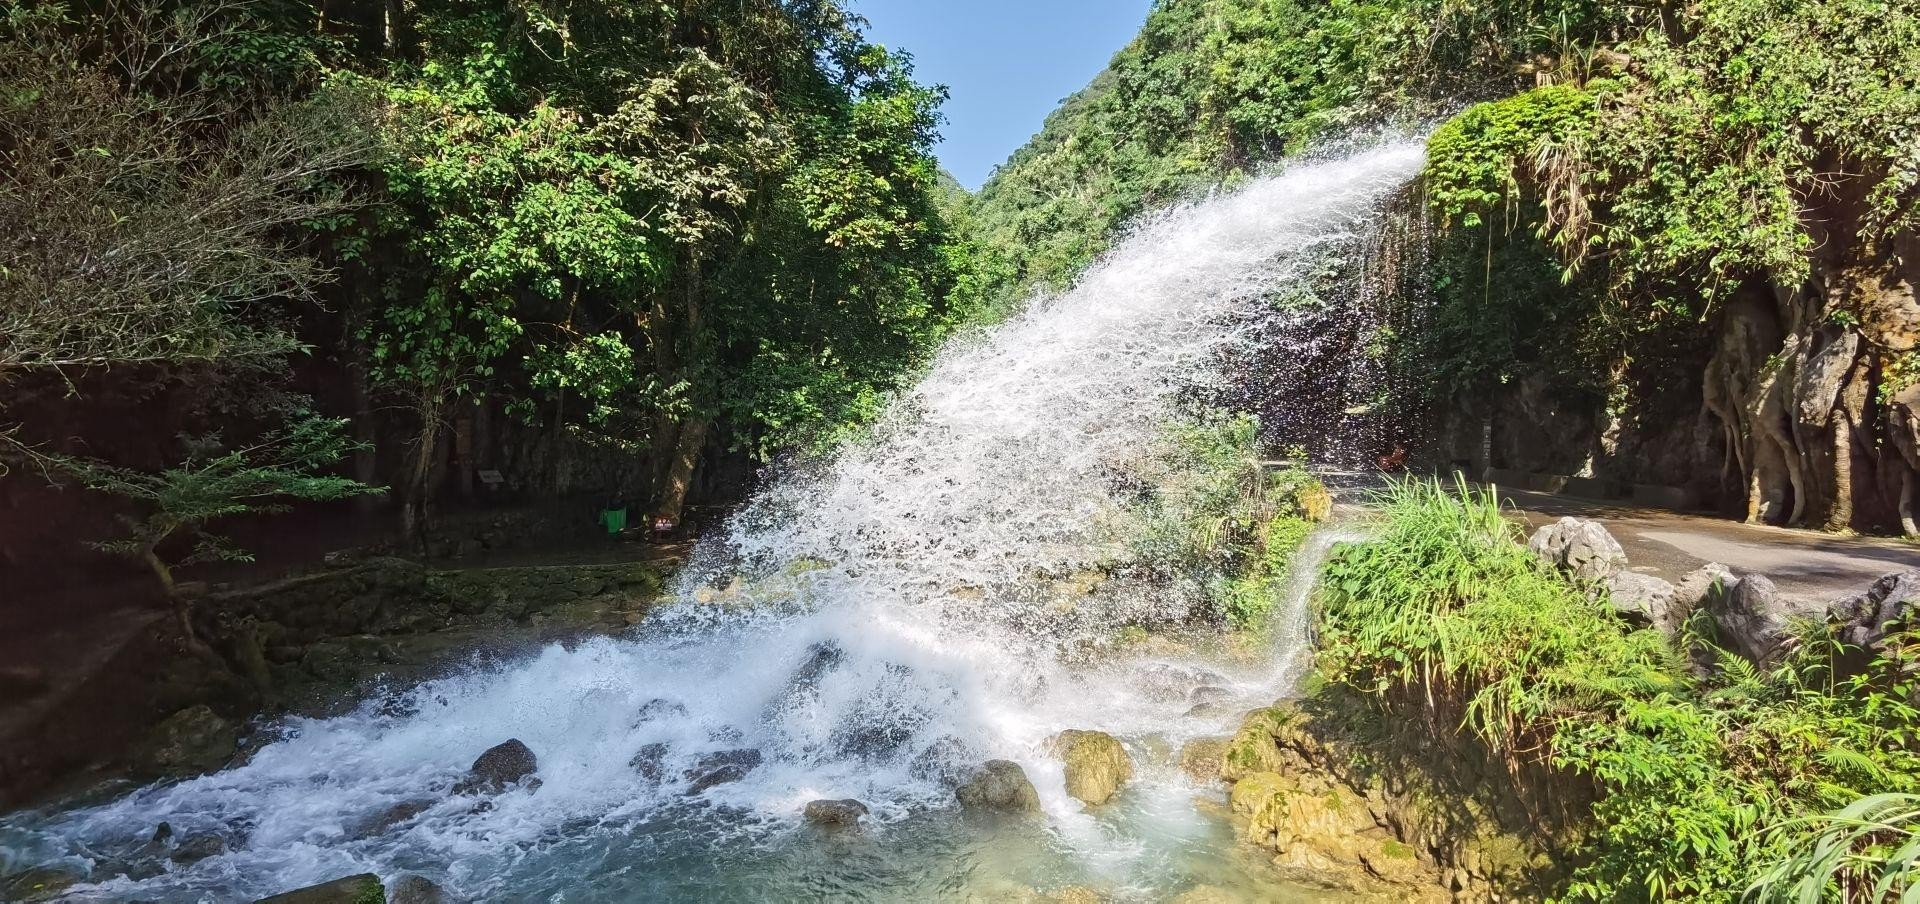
[1,141,1425,902]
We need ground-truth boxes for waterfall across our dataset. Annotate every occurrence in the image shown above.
[3,140,1425,902]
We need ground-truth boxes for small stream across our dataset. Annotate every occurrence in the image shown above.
[1,141,1424,903]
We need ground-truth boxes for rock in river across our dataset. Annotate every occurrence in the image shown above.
[253,873,383,904]
[683,748,763,794]
[169,832,227,864]
[956,759,1041,814]
[454,739,538,794]
[389,875,449,904]
[1178,737,1229,783]
[1050,729,1133,805]
[803,798,869,831]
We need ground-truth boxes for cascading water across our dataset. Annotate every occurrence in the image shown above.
[1,140,1425,902]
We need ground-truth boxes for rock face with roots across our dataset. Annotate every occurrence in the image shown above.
[1430,222,1920,537]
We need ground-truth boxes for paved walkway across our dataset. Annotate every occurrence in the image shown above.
[1501,489,1920,601]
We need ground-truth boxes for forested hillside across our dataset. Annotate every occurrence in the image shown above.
[971,0,1920,535]
[0,0,980,592]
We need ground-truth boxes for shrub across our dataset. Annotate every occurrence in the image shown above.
[1315,479,1920,900]
[1123,411,1329,629]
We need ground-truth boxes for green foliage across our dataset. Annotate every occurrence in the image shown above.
[1316,480,1920,900]
[343,1,970,460]
[1219,514,1313,630]
[969,0,1638,303]
[1403,223,1617,402]
[1122,411,1326,628]
[1426,0,1920,312]
[52,415,382,581]
[0,0,371,374]
[1749,793,1920,902]
[1426,84,1597,230]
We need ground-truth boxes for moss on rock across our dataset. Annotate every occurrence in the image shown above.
[1051,729,1133,805]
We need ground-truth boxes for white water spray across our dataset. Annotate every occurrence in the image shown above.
[4,141,1424,902]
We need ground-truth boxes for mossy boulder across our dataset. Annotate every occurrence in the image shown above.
[1177,737,1228,783]
[803,798,869,831]
[1295,481,1335,523]
[253,873,384,904]
[1228,769,1425,887]
[2,866,82,902]
[142,704,238,775]
[1218,707,1294,782]
[955,759,1041,814]
[1218,699,1557,900]
[388,875,449,904]
[1050,730,1133,805]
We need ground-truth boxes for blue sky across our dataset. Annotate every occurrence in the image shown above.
[854,0,1155,190]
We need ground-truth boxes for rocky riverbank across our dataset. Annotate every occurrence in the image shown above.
[0,555,675,810]
[1202,504,1920,901]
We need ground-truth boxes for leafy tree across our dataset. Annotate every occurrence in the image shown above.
[50,416,381,659]
[0,1,371,375]
[337,0,969,528]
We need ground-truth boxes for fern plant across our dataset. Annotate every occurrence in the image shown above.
[1748,793,1920,903]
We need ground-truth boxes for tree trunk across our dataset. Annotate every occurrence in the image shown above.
[656,417,709,523]
[144,542,222,668]
[646,248,708,518]
[347,346,382,515]
[400,399,444,549]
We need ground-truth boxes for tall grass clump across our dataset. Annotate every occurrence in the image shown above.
[1315,479,1920,901]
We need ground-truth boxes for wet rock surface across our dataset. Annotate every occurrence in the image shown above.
[956,759,1042,814]
[168,831,228,864]
[635,698,689,723]
[629,742,670,782]
[350,798,437,839]
[803,798,869,830]
[454,739,538,794]
[683,748,763,794]
[1178,737,1228,783]
[1050,729,1133,805]
[1,866,82,903]
[142,704,239,774]
[389,875,450,904]
[252,873,384,904]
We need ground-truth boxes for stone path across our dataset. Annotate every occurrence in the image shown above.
[1501,488,1920,601]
